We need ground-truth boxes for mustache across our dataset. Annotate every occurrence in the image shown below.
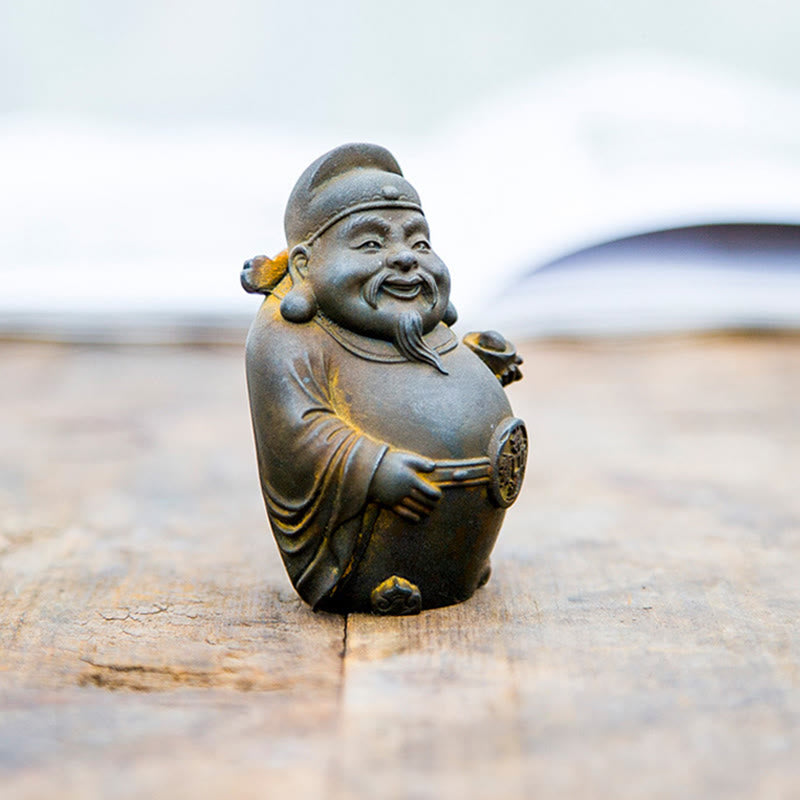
[393,311,448,375]
[361,269,440,310]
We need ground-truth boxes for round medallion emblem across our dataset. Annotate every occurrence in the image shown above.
[488,417,528,508]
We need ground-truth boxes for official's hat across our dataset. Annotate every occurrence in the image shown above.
[284,143,423,248]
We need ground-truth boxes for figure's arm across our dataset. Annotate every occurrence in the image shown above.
[301,404,443,523]
[247,325,440,528]
[283,371,443,523]
[297,404,442,523]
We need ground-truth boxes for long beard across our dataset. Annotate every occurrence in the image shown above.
[393,311,448,375]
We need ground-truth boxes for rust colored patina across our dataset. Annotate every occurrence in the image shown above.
[241,143,527,615]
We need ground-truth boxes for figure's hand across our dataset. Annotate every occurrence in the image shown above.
[370,450,443,523]
[498,354,523,386]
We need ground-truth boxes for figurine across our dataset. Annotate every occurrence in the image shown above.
[242,143,527,615]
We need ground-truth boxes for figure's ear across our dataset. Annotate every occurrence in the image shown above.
[287,245,309,282]
[280,244,318,323]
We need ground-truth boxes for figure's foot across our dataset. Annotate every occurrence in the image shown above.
[477,562,492,588]
[370,576,422,615]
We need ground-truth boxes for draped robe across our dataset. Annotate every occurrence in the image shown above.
[245,292,514,610]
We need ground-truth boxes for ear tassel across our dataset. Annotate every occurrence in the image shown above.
[280,282,318,323]
[443,301,458,327]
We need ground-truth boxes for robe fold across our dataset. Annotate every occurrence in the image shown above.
[246,301,389,607]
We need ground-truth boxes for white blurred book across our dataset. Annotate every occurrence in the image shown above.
[2,53,800,341]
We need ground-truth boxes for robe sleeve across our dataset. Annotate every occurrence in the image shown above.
[245,304,388,608]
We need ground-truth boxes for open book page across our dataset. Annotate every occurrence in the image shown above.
[2,54,799,339]
[420,55,800,334]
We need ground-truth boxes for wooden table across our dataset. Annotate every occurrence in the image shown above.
[1,335,798,799]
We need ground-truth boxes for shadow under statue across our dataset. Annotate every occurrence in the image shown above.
[241,143,527,615]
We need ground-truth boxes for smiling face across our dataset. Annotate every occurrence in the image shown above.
[304,208,451,340]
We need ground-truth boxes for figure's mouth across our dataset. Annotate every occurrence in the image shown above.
[362,269,439,310]
[381,276,424,300]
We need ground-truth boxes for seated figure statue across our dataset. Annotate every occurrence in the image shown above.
[241,143,527,615]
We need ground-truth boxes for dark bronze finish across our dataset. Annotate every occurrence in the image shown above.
[242,143,528,615]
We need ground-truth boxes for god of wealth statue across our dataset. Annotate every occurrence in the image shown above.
[241,143,527,615]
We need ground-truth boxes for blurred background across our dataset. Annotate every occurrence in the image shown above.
[2,0,800,340]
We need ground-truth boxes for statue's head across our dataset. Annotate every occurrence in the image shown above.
[281,144,455,365]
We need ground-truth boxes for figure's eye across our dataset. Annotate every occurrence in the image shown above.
[355,239,382,250]
[412,239,431,251]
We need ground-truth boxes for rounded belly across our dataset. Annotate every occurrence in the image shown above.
[342,347,513,459]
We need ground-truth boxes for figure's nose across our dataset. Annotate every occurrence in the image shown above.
[387,249,418,272]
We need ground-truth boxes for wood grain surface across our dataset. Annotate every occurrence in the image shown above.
[1,336,798,799]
